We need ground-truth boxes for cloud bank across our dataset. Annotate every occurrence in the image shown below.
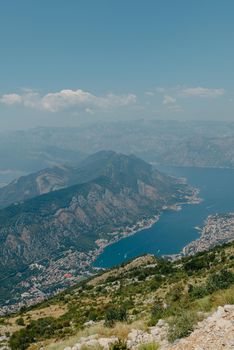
[181,87,225,98]
[163,95,176,105]
[0,89,137,112]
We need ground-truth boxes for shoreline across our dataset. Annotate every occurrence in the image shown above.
[91,186,202,267]
[91,214,161,267]
[181,212,234,257]
[154,164,234,171]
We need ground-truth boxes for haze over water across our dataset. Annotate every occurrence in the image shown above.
[94,167,234,268]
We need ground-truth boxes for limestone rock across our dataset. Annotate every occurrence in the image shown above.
[167,305,234,350]
[97,337,119,349]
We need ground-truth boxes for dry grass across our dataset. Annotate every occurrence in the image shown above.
[210,285,234,307]
[89,255,156,286]
[25,304,67,320]
[193,285,234,314]
[0,304,67,336]
[138,343,160,350]
[45,320,146,350]
[79,345,103,350]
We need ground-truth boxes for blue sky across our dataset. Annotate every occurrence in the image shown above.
[0,0,234,129]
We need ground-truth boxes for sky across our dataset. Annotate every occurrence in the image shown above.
[0,0,234,130]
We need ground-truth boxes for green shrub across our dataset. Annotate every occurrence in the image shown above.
[206,269,234,292]
[16,317,25,326]
[0,317,6,325]
[184,256,208,273]
[110,339,127,350]
[168,310,198,342]
[87,309,98,321]
[157,259,173,274]
[149,276,162,291]
[166,283,184,302]
[138,342,159,350]
[188,284,207,299]
[149,302,165,326]
[9,317,68,350]
[189,269,234,300]
[195,296,212,312]
[104,306,127,327]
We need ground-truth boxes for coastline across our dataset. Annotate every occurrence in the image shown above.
[0,215,162,315]
[181,212,234,257]
[91,186,202,267]
[92,214,161,267]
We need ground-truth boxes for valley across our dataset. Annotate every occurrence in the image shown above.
[2,157,234,317]
[1,3,233,348]
[1,150,234,350]
[0,152,195,314]
[95,166,234,268]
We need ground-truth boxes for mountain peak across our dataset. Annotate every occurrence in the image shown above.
[0,151,154,209]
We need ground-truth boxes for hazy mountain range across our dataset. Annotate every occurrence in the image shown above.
[1,120,234,187]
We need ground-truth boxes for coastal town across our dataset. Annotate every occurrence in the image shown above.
[182,213,234,256]
[0,215,160,316]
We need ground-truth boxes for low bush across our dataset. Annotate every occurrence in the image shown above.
[148,302,165,326]
[104,306,127,327]
[168,310,198,342]
[189,269,234,300]
[206,269,234,292]
[110,339,127,350]
[16,317,25,326]
[138,343,159,350]
[9,317,71,350]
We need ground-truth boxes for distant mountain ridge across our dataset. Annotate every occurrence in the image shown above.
[0,150,155,209]
[0,151,193,305]
[3,121,234,186]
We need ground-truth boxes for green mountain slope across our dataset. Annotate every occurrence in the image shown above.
[2,241,234,350]
[0,152,193,308]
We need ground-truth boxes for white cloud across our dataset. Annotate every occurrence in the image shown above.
[163,95,176,105]
[147,85,225,99]
[85,107,94,114]
[1,93,22,105]
[145,87,166,96]
[0,89,137,113]
[144,89,181,111]
[181,87,225,98]
[145,91,155,96]
[167,104,183,113]
[155,87,166,93]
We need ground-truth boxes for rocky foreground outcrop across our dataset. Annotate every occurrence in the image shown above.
[62,320,169,350]
[168,304,234,350]
[62,305,234,350]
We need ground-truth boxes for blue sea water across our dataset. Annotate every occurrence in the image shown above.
[94,167,234,268]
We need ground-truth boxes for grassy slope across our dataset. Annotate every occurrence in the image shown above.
[2,241,234,350]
